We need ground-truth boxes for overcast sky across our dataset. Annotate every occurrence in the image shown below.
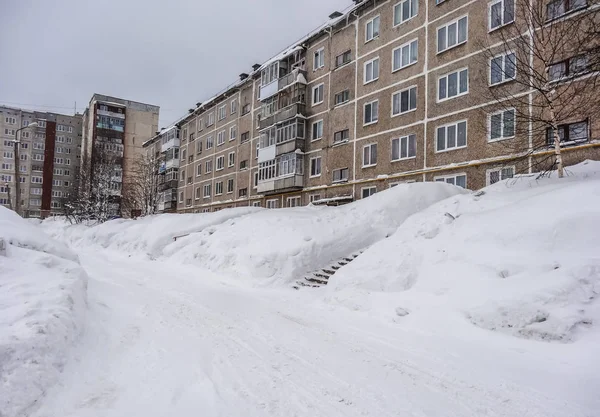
[0,0,351,127]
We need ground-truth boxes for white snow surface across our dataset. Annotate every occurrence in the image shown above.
[6,160,600,416]
[0,207,88,417]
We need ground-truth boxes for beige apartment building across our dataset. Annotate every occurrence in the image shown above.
[175,0,600,212]
[82,94,159,216]
[0,105,82,217]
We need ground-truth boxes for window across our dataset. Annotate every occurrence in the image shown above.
[52,189,62,196]
[393,0,418,26]
[198,119,203,131]
[20,154,27,161]
[365,15,380,42]
[241,131,250,143]
[436,120,467,151]
[3,151,14,159]
[180,168,186,182]
[4,129,15,135]
[67,126,73,133]
[435,174,467,188]
[392,86,417,115]
[56,136,65,143]
[228,152,235,167]
[548,55,588,81]
[33,142,44,150]
[314,48,325,70]
[266,199,279,209]
[364,57,380,84]
[230,125,237,141]
[195,187,202,200]
[256,142,259,159]
[33,153,44,161]
[30,199,41,207]
[31,176,43,184]
[227,178,234,193]
[437,16,468,53]
[31,188,42,195]
[489,109,515,141]
[236,187,247,198]
[438,68,469,101]
[21,131,30,139]
[179,192,184,203]
[196,140,203,154]
[203,184,212,198]
[393,39,418,71]
[254,171,259,188]
[187,175,193,184]
[242,103,251,115]
[56,146,64,154]
[66,137,73,144]
[206,113,215,127]
[546,120,588,145]
[363,143,377,167]
[312,120,323,141]
[38,120,46,128]
[54,157,64,164]
[490,0,515,29]
[336,50,351,67]
[217,131,226,146]
[334,90,350,105]
[5,117,16,124]
[189,132,195,142]
[206,136,214,149]
[57,125,66,132]
[333,168,349,183]
[231,100,238,115]
[196,164,202,176]
[334,129,349,144]
[312,83,324,105]
[205,160,213,173]
[261,62,279,86]
[218,105,227,121]
[66,148,72,154]
[215,181,223,195]
[1,163,12,170]
[490,52,516,85]
[285,196,301,208]
[65,159,71,165]
[181,148,187,161]
[487,167,515,185]
[364,100,379,125]
[0,174,12,182]
[310,157,322,177]
[392,134,417,160]
[216,156,225,170]
[361,186,377,198]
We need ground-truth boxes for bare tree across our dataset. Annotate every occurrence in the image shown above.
[121,154,161,217]
[474,0,600,178]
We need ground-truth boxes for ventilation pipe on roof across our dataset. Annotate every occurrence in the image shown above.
[252,64,261,71]
[239,73,249,80]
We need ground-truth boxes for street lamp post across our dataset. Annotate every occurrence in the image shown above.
[13,122,38,216]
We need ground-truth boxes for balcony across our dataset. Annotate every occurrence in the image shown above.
[161,138,180,153]
[159,179,178,191]
[165,158,180,169]
[259,80,278,101]
[258,174,303,195]
[97,108,125,119]
[259,103,306,130]
[278,69,307,92]
[96,122,124,132]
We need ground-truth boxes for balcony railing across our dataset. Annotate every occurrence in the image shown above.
[258,174,303,194]
[278,69,307,92]
[96,122,124,132]
[165,158,180,169]
[259,103,306,130]
[161,138,180,153]
[159,179,178,191]
[97,109,125,119]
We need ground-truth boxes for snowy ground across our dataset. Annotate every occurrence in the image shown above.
[3,161,600,417]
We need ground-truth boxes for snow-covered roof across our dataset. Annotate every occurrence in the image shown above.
[258,45,304,72]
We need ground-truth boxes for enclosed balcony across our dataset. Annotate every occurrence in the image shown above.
[159,179,178,192]
[258,119,305,163]
[161,137,180,153]
[258,46,305,102]
[257,153,304,194]
[160,127,180,152]
[259,102,306,131]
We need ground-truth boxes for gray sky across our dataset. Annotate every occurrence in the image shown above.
[0,0,352,127]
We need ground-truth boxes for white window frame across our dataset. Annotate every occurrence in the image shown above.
[230,99,237,115]
[362,143,377,167]
[437,68,469,102]
[205,160,213,173]
[489,51,516,85]
[203,184,211,198]
[266,199,279,209]
[227,178,234,194]
[489,0,515,32]
[217,130,226,146]
[309,156,322,178]
[218,105,227,121]
[312,83,324,106]
[228,151,235,167]
[435,120,468,152]
[196,164,202,177]
[391,134,417,161]
[215,181,223,195]
[365,15,381,43]
[311,120,324,141]
[230,125,237,141]
[195,187,201,200]
[364,57,380,84]
[287,196,302,207]
[436,15,468,54]
[488,108,516,142]
[216,155,225,171]
[363,100,379,126]
[313,47,325,70]
[486,166,515,185]
[332,167,349,183]
[391,86,417,117]
[434,173,467,188]
[392,38,418,72]
[393,0,418,26]
[361,186,377,199]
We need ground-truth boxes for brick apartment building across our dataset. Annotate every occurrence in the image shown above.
[155,0,599,212]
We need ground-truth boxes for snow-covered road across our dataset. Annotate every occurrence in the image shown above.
[32,251,596,417]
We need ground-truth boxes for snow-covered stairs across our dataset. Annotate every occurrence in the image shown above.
[294,251,363,289]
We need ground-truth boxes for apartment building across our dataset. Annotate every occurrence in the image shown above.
[0,105,82,217]
[176,0,600,212]
[82,94,159,216]
[143,126,180,213]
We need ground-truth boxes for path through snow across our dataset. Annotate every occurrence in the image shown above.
[32,250,596,417]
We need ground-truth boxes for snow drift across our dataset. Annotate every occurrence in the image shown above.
[0,207,88,417]
[327,160,600,343]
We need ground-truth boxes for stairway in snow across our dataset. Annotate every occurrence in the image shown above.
[293,251,363,289]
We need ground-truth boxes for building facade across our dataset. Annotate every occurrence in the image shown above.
[0,105,82,217]
[174,0,599,212]
[81,94,160,216]
[142,126,180,213]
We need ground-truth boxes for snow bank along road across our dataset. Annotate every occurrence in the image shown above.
[31,250,596,417]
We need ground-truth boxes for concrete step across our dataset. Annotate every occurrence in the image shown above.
[314,272,330,279]
[322,269,336,275]
[331,265,341,270]
[305,276,328,285]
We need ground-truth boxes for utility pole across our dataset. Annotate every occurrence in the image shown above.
[13,122,38,216]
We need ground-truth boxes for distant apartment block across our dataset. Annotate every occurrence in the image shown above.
[82,94,159,216]
[143,126,180,213]
[0,105,82,217]
[166,0,599,212]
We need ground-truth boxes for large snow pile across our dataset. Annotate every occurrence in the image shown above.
[327,160,600,343]
[42,207,260,260]
[0,207,88,417]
